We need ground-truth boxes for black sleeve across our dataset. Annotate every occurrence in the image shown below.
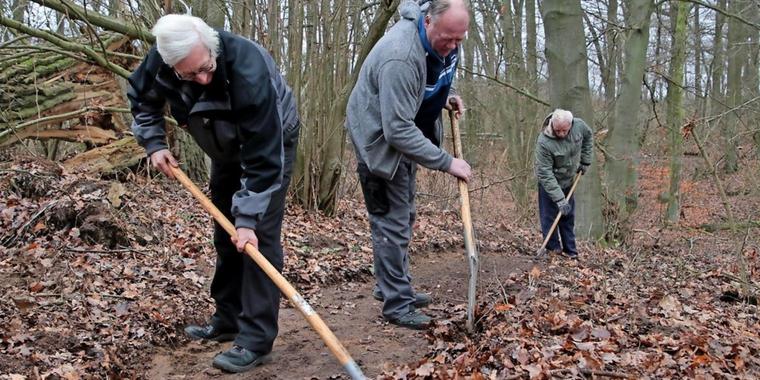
[127,48,169,156]
[230,78,284,230]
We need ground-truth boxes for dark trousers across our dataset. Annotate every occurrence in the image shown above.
[538,183,577,255]
[357,158,418,320]
[207,128,298,354]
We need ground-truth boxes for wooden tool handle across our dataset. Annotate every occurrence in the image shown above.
[448,111,479,334]
[169,166,365,380]
[538,172,582,251]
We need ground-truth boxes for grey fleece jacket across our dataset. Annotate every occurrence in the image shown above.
[345,0,453,180]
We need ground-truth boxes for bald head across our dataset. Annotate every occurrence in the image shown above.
[424,0,470,57]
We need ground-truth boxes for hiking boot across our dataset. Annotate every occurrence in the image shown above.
[212,345,270,373]
[184,324,237,342]
[372,289,432,308]
[387,310,433,330]
[562,251,578,260]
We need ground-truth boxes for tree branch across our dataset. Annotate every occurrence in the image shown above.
[0,15,132,79]
[459,65,550,106]
[30,0,154,42]
[671,0,760,30]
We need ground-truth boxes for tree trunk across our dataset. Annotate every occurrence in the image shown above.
[746,3,760,157]
[174,127,209,182]
[541,0,604,240]
[292,0,399,214]
[12,0,27,22]
[707,0,726,152]
[604,0,654,237]
[693,4,703,99]
[664,1,689,223]
[723,0,748,173]
[604,0,618,103]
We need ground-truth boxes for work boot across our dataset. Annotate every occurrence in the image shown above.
[562,251,578,260]
[372,288,432,308]
[184,324,237,342]
[387,310,433,330]
[212,345,270,373]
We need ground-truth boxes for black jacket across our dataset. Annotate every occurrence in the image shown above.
[128,31,299,230]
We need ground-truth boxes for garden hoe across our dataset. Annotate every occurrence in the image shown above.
[448,107,480,334]
[534,172,582,260]
[169,166,366,380]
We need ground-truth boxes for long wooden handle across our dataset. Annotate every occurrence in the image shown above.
[539,173,582,251]
[169,167,365,380]
[448,111,479,334]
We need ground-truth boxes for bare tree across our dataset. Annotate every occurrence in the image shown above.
[542,0,604,240]
[665,1,689,223]
[603,0,654,237]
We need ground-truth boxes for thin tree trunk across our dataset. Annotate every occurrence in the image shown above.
[693,4,703,99]
[707,0,726,150]
[665,1,689,223]
[604,0,618,103]
[541,0,604,240]
[723,0,748,173]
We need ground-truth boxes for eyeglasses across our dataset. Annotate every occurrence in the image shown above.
[173,52,217,81]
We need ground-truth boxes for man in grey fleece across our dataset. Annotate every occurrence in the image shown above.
[345,0,472,330]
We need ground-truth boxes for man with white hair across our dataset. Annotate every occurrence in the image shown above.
[128,14,300,373]
[534,109,593,259]
[345,0,472,330]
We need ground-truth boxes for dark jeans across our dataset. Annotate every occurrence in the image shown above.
[538,183,577,255]
[207,125,298,354]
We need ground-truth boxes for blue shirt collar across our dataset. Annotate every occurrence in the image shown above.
[418,14,445,61]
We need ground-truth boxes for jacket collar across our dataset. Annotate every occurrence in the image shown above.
[418,16,443,61]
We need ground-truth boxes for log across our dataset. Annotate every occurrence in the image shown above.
[3,126,117,146]
[3,91,78,122]
[63,137,144,174]
[700,220,760,232]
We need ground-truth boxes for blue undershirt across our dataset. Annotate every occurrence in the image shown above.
[415,15,459,146]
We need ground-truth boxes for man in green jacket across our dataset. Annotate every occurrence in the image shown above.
[534,109,593,259]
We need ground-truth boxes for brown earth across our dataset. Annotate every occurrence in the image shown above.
[145,250,533,379]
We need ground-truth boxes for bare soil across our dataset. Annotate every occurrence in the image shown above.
[145,250,532,379]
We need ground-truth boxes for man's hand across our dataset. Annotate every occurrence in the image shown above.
[577,163,589,175]
[149,149,179,179]
[556,199,571,216]
[447,158,472,182]
[232,227,258,252]
[445,95,465,119]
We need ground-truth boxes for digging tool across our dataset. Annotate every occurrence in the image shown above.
[169,166,365,380]
[535,172,582,260]
[447,108,480,334]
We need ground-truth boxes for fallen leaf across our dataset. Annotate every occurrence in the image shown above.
[415,362,434,376]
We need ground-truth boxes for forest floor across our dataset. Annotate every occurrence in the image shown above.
[1,149,759,379]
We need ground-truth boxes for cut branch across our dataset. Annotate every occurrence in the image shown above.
[0,15,132,78]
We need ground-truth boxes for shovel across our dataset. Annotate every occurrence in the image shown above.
[447,109,480,334]
[535,172,582,260]
[169,166,366,380]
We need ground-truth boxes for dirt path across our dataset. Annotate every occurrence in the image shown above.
[146,249,532,379]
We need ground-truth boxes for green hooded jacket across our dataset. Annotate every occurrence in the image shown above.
[534,117,593,202]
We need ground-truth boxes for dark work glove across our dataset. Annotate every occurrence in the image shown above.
[556,199,571,216]
[577,164,589,175]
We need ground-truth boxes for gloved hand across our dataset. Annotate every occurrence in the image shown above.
[577,163,589,175]
[556,199,571,216]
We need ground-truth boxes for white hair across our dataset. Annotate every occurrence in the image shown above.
[151,14,219,66]
[550,109,573,127]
